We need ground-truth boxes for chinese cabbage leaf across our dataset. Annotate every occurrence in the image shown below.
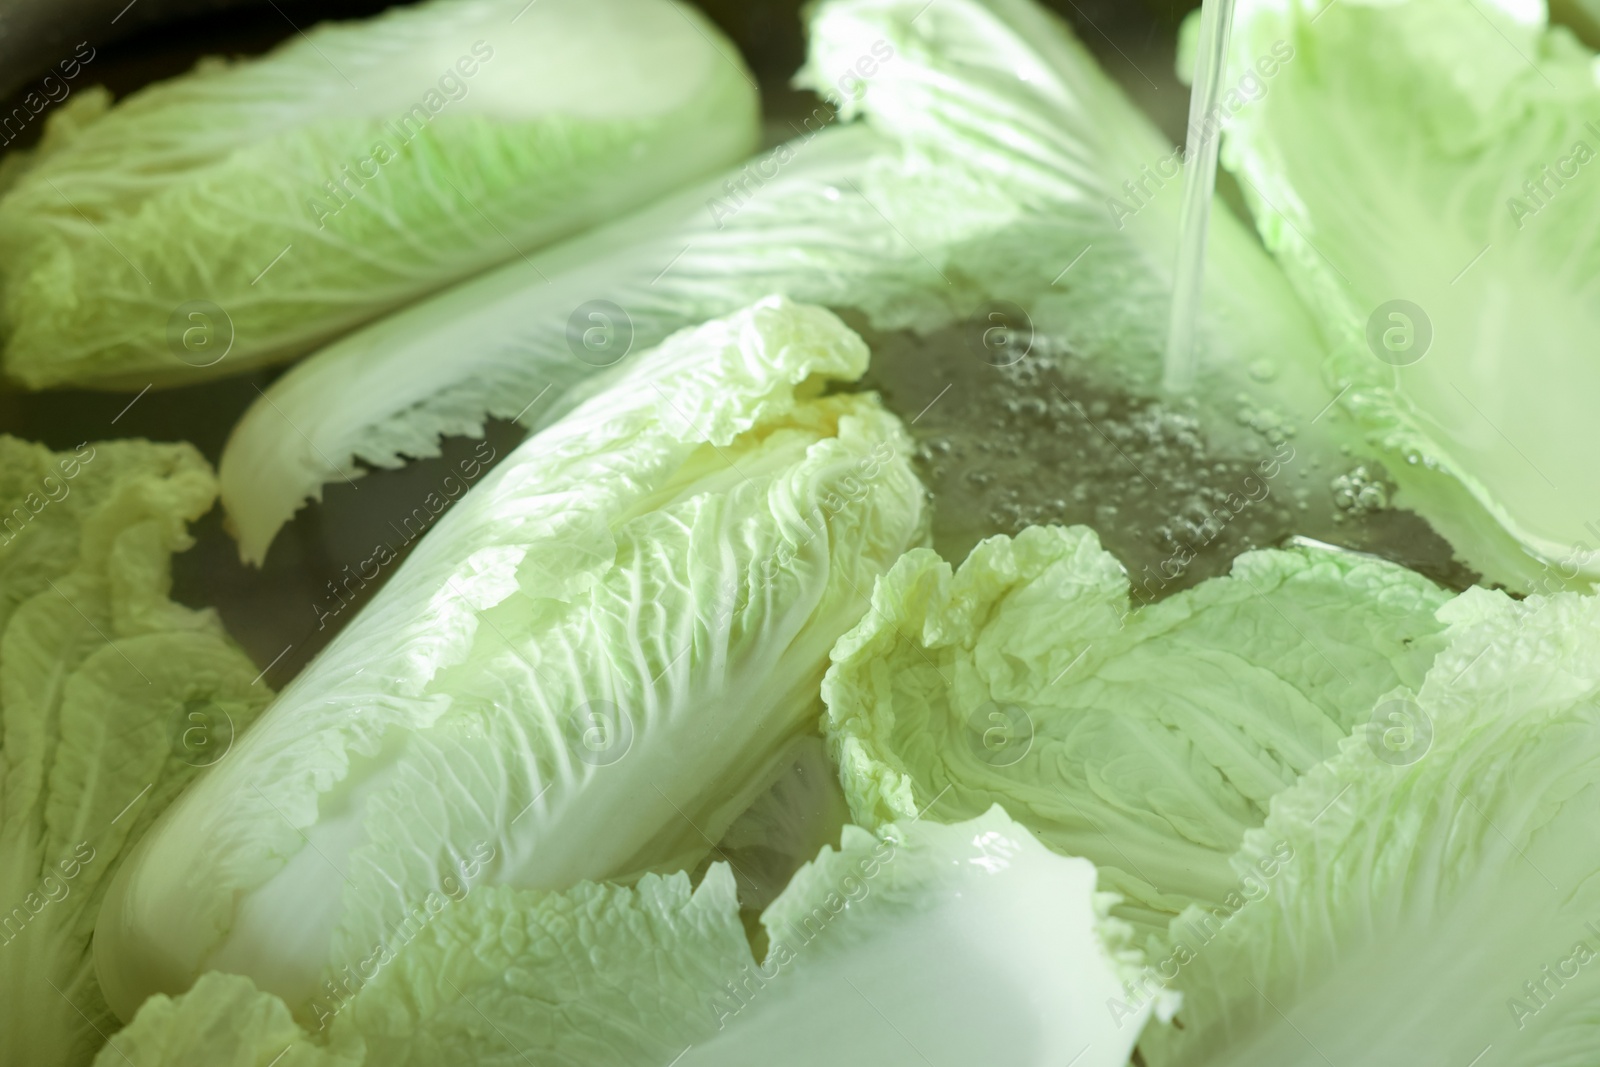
[100,809,1155,1067]
[822,524,1450,941]
[0,437,273,1066]
[1217,0,1600,578]
[1141,585,1600,1067]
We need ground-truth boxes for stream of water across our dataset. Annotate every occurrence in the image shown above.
[1162,0,1237,393]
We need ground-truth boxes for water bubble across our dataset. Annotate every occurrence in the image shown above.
[1331,465,1392,516]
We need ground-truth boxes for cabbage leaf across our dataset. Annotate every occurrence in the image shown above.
[99,809,1154,1067]
[1217,0,1600,579]
[91,973,362,1067]
[822,525,1450,941]
[0,437,273,1066]
[1141,585,1600,1067]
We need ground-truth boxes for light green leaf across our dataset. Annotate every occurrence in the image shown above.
[331,807,1155,1067]
[99,810,1150,1067]
[0,437,273,1066]
[1217,0,1600,579]
[93,973,362,1067]
[1141,585,1600,1067]
[330,865,747,1064]
[823,524,1450,941]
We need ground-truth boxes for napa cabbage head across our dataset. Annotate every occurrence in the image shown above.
[1213,0,1600,582]
[0,0,758,389]
[97,809,1156,1067]
[93,297,929,1025]
[0,437,273,1067]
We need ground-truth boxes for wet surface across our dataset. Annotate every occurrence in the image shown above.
[853,318,1481,598]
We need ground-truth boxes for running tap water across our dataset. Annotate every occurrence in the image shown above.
[1162,0,1237,394]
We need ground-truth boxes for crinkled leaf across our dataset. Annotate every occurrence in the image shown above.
[1142,586,1600,1067]
[93,973,362,1067]
[823,525,1450,941]
[332,808,1154,1067]
[0,438,272,1066]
